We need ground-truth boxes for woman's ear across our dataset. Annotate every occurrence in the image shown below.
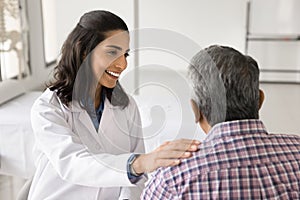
[259,89,265,110]
[82,51,87,60]
[190,99,201,123]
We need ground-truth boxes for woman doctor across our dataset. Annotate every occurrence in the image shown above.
[29,10,199,199]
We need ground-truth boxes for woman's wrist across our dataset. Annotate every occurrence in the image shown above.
[132,154,144,174]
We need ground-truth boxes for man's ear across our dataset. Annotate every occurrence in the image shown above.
[190,99,212,133]
[259,89,265,110]
[190,99,201,123]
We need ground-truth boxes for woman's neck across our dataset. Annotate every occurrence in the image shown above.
[94,84,102,110]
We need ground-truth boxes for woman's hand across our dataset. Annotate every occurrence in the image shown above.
[132,139,201,174]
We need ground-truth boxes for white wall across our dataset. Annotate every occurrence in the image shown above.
[248,0,300,82]
[55,0,135,49]
[139,0,247,51]
[260,83,300,134]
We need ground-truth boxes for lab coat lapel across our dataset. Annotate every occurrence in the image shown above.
[78,111,99,138]
[98,98,131,153]
[71,105,106,153]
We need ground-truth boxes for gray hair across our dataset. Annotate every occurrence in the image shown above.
[188,45,260,126]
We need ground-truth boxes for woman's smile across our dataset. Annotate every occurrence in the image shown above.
[105,69,121,79]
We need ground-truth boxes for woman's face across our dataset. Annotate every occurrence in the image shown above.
[91,30,130,88]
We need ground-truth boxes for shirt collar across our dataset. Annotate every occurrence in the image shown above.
[205,119,268,143]
[69,95,119,113]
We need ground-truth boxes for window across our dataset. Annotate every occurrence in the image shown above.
[0,0,54,105]
[0,0,30,81]
[41,0,58,67]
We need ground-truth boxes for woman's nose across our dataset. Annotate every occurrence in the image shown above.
[114,55,127,70]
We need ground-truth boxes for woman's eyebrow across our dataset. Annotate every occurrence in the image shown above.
[106,45,122,51]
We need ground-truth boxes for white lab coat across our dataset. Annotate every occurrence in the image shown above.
[28,88,146,200]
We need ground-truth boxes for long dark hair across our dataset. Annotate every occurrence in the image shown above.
[48,10,129,108]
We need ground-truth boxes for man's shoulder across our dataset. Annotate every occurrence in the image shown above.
[151,151,208,187]
[153,132,300,182]
[268,132,300,140]
[264,132,300,147]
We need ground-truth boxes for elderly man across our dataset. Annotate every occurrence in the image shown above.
[142,45,300,199]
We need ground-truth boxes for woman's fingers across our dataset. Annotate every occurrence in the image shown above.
[161,139,200,146]
[156,150,193,159]
[177,138,201,144]
[160,139,201,152]
[163,139,200,146]
[134,139,202,173]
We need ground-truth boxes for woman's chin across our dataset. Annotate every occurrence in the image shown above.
[100,82,116,89]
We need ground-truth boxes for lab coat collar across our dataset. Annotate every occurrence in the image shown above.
[74,98,117,147]
[76,110,103,145]
[47,88,120,113]
[69,97,119,113]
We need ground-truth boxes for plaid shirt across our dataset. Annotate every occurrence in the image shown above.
[142,119,300,200]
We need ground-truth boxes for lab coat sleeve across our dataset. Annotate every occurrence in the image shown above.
[119,96,148,200]
[128,96,145,154]
[31,92,134,188]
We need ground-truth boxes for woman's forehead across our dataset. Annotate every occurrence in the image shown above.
[102,30,129,47]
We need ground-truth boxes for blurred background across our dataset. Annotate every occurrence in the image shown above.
[0,0,300,199]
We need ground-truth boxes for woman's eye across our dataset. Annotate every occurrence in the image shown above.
[124,52,130,58]
[107,50,118,56]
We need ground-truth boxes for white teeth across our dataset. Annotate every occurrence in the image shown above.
[106,70,120,77]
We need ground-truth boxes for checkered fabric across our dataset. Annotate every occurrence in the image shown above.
[142,119,300,200]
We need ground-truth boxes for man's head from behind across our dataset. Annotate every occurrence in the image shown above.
[188,45,264,133]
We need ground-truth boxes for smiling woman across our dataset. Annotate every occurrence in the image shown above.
[29,11,142,199]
